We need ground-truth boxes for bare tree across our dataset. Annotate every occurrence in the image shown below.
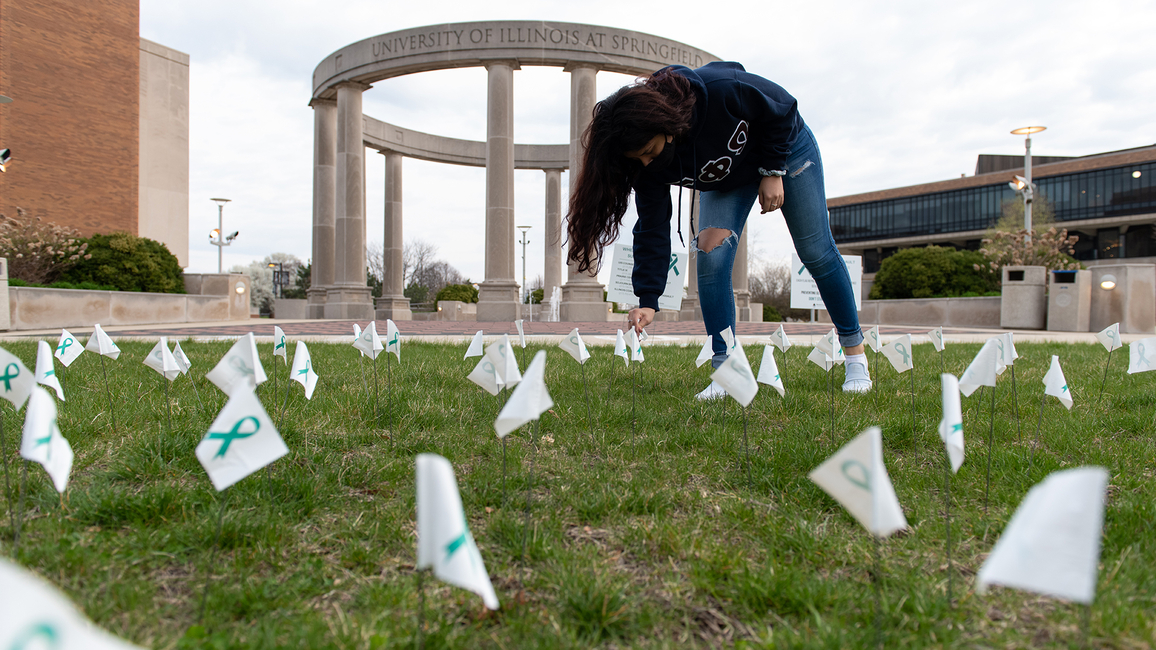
[748,260,792,310]
[366,241,385,285]
[403,239,439,287]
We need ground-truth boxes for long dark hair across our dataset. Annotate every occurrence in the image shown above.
[565,69,696,273]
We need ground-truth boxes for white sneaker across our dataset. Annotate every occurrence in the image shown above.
[695,380,728,401]
[842,361,872,394]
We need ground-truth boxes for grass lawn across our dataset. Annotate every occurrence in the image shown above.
[1,336,1153,649]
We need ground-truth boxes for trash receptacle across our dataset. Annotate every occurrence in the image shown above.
[1047,269,1091,332]
[1000,265,1046,329]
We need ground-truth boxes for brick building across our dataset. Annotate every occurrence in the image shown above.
[0,0,189,266]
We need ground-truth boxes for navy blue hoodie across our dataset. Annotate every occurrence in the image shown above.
[631,61,804,311]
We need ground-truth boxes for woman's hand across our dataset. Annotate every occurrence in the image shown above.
[627,307,655,333]
[759,175,785,213]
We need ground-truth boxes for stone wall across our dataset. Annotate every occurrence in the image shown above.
[818,296,1002,328]
[8,287,238,330]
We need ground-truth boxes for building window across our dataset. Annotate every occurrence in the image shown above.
[1098,227,1121,259]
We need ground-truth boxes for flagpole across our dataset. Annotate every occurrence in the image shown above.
[501,436,507,506]
[164,378,172,435]
[520,420,538,562]
[873,535,883,649]
[199,488,232,626]
[387,353,394,436]
[631,362,637,448]
[99,354,117,434]
[580,363,593,448]
[943,455,953,608]
[1098,347,1113,405]
[415,569,426,650]
[1028,393,1048,477]
[910,369,917,454]
[373,356,380,428]
[827,367,834,444]
[984,384,996,515]
[0,410,15,547]
[1010,365,1021,443]
[189,371,207,418]
[742,405,751,486]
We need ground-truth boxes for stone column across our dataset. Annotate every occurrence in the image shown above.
[476,61,521,322]
[560,63,608,322]
[543,169,563,308]
[733,227,751,321]
[679,192,702,321]
[376,151,412,320]
[307,98,336,319]
[325,81,375,320]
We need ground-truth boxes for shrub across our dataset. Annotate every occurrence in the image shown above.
[976,227,1082,279]
[62,232,185,294]
[0,208,90,284]
[869,246,999,300]
[435,283,478,303]
[763,304,782,322]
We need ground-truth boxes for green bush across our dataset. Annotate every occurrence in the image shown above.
[435,283,478,303]
[763,304,783,322]
[868,246,999,300]
[62,232,184,294]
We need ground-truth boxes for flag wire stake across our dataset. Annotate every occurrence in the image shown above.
[373,355,380,428]
[984,383,996,515]
[1028,392,1048,478]
[1010,365,1021,443]
[910,368,917,454]
[1098,347,1113,405]
[199,487,232,627]
[943,452,953,608]
[99,354,117,434]
[580,363,593,448]
[873,535,883,649]
[741,405,751,487]
[0,410,15,545]
[13,460,27,556]
[520,419,539,564]
[415,568,426,650]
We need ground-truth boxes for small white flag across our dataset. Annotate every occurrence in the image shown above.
[639,328,650,343]
[353,321,384,360]
[976,466,1108,604]
[467,356,504,396]
[0,346,34,409]
[994,332,1017,375]
[629,329,645,363]
[833,341,846,365]
[205,333,268,396]
[959,339,1001,397]
[770,323,792,353]
[0,558,146,649]
[865,325,882,354]
[1043,355,1073,410]
[415,453,500,610]
[173,341,192,375]
[816,327,839,359]
[353,323,366,358]
[939,374,964,473]
[485,335,521,388]
[21,386,73,493]
[495,350,554,438]
[290,341,319,400]
[695,336,714,368]
[35,341,64,401]
[1095,323,1122,353]
[756,345,785,397]
[1128,336,1156,374]
[719,327,737,355]
[711,339,759,406]
[928,327,945,352]
[85,323,120,360]
[196,384,288,491]
[515,320,526,348]
[54,329,83,367]
[273,326,288,363]
[614,330,630,366]
[808,426,908,538]
[559,328,590,365]
[464,330,485,359]
[881,334,914,374]
[385,319,401,361]
[807,346,835,372]
[143,337,181,382]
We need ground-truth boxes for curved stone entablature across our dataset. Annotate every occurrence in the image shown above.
[363,116,568,170]
[312,20,720,99]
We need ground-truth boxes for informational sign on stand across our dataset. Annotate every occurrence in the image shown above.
[789,253,863,311]
[605,243,687,312]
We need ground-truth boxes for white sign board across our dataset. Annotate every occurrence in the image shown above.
[606,243,687,312]
[790,253,862,311]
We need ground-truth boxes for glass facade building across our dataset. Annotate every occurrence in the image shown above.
[830,149,1156,273]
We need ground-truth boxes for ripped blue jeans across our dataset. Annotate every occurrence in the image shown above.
[695,125,863,366]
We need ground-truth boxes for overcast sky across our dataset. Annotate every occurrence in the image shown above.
[142,0,1156,288]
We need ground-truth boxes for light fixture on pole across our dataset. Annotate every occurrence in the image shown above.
[267,262,285,299]
[1010,126,1046,243]
[209,198,236,274]
[0,95,12,173]
[517,225,531,321]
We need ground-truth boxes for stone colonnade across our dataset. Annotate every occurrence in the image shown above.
[307,21,723,322]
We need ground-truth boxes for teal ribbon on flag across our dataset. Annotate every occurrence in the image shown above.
[275,337,285,351]
[206,416,260,458]
[56,338,73,356]
[229,356,255,376]
[297,360,312,377]
[0,363,19,391]
[8,622,60,649]
[668,254,679,276]
[841,460,871,491]
[1139,342,1150,367]
[894,342,910,366]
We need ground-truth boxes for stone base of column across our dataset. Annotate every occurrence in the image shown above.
[560,279,608,322]
[734,290,752,322]
[306,287,328,319]
[477,280,520,322]
[679,296,702,322]
[323,286,374,320]
[375,295,413,321]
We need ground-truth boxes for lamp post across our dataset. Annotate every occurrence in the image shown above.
[209,198,236,273]
[517,225,531,321]
[1010,126,1046,243]
[267,262,285,299]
